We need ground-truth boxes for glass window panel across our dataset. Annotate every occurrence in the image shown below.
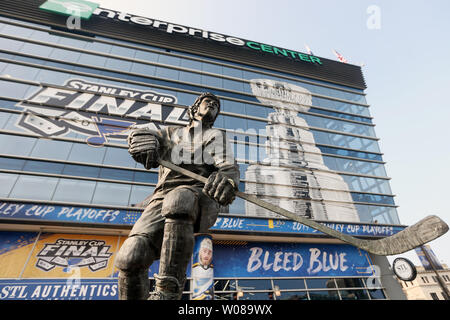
[0,79,33,99]
[29,30,60,43]
[62,164,100,178]
[130,62,156,77]
[84,41,112,54]
[35,69,71,85]
[237,279,272,291]
[202,62,222,74]
[91,181,131,206]
[176,92,198,106]
[368,289,386,299]
[78,53,107,67]
[0,173,18,197]
[129,185,154,207]
[30,139,72,160]
[0,37,24,52]
[214,292,236,301]
[273,278,306,290]
[335,278,366,288]
[339,289,370,300]
[201,74,222,88]
[222,66,243,78]
[20,42,54,58]
[49,48,80,62]
[0,134,36,156]
[277,291,308,300]
[103,147,136,167]
[104,58,132,72]
[214,279,237,291]
[158,54,180,66]
[0,157,25,170]
[133,171,158,184]
[57,36,88,49]
[306,278,334,289]
[223,79,243,92]
[222,100,244,114]
[246,103,269,119]
[134,50,158,63]
[155,66,179,80]
[67,143,106,164]
[308,290,340,300]
[180,58,201,70]
[247,119,267,132]
[109,45,135,58]
[23,160,64,174]
[99,167,133,181]
[52,178,96,203]
[1,24,35,37]
[178,71,201,84]
[239,292,272,300]
[227,196,244,214]
[9,175,58,200]
[224,116,246,131]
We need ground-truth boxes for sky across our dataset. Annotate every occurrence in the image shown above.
[95,0,450,267]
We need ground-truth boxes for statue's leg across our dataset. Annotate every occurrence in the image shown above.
[150,188,199,300]
[115,235,156,300]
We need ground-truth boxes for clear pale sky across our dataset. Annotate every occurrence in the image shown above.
[95,0,450,266]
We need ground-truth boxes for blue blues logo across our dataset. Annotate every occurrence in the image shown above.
[15,79,179,147]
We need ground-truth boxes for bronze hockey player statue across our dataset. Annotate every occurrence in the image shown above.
[115,92,240,300]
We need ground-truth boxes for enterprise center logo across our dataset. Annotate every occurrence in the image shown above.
[39,0,99,19]
[39,0,322,65]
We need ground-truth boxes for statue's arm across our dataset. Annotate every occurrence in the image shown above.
[202,130,240,205]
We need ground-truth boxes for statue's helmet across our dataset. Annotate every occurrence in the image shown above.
[188,92,221,126]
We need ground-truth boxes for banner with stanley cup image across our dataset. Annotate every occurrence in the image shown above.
[191,234,214,300]
[245,79,360,223]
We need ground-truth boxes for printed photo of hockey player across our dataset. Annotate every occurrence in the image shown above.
[191,235,214,300]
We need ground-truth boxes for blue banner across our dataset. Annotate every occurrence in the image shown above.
[210,215,404,237]
[0,201,404,237]
[213,242,375,278]
[0,278,118,300]
[0,201,141,225]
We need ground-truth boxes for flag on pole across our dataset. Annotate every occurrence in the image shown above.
[332,49,348,63]
[305,44,314,55]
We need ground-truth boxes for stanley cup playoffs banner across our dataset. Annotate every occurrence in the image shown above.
[13,77,360,222]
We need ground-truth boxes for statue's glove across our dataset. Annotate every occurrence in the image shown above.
[203,171,237,206]
[127,128,160,169]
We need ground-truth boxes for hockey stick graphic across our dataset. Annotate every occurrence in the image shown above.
[159,159,448,256]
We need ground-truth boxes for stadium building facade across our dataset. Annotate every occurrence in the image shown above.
[0,0,405,300]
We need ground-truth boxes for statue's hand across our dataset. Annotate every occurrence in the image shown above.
[128,129,160,169]
[203,172,237,206]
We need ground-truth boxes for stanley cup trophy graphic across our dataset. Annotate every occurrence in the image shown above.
[245,79,360,222]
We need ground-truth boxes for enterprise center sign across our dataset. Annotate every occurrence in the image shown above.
[39,0,322,65]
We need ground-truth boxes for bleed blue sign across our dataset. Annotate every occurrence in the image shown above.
[213,242,374,278]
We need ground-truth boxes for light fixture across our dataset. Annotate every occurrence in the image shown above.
[274,285,281,297]
[236,286,244,298]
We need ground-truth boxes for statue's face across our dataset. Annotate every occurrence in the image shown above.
[195,97,219,123]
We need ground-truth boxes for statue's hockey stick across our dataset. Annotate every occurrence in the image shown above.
[159,159,448,256]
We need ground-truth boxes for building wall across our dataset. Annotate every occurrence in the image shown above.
[399,266,450,300]
[0,5,401,300]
